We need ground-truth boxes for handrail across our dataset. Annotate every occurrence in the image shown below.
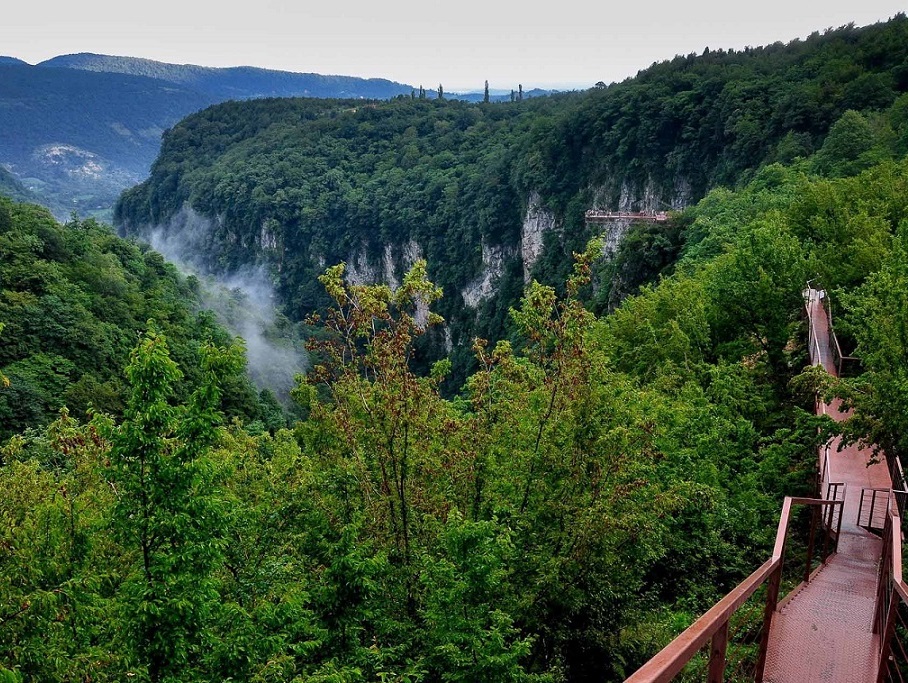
[818,288,859,376]
[624,559,780,683]
[874,496,908,682]
[584,209,669,222]
[804,285,859,376]
[625,496,844,683]
[858,488,891,531]
[804,291,824,369]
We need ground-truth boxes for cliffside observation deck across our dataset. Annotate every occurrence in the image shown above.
[585,210,669,223]
[625,286,908,683]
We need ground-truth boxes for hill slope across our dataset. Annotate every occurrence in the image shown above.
[0,64,215,217]
[0,165,40,204]
[115,16,908,381]
[0,196,278,439]
[0,56,414,219]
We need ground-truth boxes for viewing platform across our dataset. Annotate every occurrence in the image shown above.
[584,210,669,223]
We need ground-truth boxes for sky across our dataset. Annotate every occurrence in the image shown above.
[2,1,906,91]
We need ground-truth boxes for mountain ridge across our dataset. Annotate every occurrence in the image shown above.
[115,15,908,383]
[0,54,419,219]
[38,53,415,99]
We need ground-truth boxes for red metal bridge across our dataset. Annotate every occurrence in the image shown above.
[625,287,908,683]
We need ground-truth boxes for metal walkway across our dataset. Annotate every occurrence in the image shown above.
[626,288,903,683]
[762,290,889,683]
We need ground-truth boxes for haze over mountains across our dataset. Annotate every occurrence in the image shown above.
[116,17,908,386]
[5,14,908,681]
[0,54,417,218]
[0,53,556,219]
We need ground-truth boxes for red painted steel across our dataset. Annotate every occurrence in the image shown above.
[624,497,842,683]
[761,289,889,683]
[624,288,892,682]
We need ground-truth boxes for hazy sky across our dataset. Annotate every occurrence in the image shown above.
[2,1,906,90]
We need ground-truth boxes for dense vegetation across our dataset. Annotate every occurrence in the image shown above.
[0,197,280,440]
[116,16,908,383]
[0,168,38,206]
[0,63,213,217]
[8,150,908,681]
[4,141,908,680]
[4,15,908,683]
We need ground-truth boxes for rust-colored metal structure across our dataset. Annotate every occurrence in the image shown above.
[624,287,907,683]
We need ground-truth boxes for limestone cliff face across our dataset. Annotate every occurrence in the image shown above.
[343,247,379,286]
[591,175,692,213]
[462,177,691,307]
[344,239,424,288]
[128,174,692,370]
[520,192,558,283]
[587,175,692,256]
[461,241,517,308]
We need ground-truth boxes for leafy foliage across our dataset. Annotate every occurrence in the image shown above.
[7,18,908,683]
[0,197,267,439]
[2,155,892,679]
[116,16,908,384]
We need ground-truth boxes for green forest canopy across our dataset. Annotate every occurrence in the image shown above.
[0,197,282,440]
[115,16,908,383]
[6,147,908,680]
[4,15,908,682]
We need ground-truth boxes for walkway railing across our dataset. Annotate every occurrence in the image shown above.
[810,287,860,377]
[584,210,669,223]
[806,291,825,369]
[874,496,908,682]
[625,496,844,683]
[859,488,892,532]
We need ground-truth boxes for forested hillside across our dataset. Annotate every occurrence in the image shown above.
[4,14,908,683]
[0,197,280,440]
[7,148,908,680]
[0,168,39,205]
[116,17,908,381]
[0,64,214,217]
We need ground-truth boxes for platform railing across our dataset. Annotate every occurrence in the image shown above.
[624,496,844,683]
[804,286,860,377]
[818,428,845,543]
[887,454,907,500]
[823,481,846,539]
[805,289,825,368]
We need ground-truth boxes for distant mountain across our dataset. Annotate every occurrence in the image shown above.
[40,53,414,100]
[0,63,214,218]
[0,54,415,219]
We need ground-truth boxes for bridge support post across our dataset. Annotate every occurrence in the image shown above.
[708,619,729,683]
[755,564,782,682]
[877,594,898,683]
[804,506,819,584]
